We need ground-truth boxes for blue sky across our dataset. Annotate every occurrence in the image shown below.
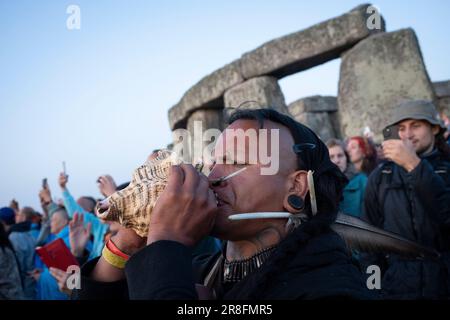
[1,0,449,210]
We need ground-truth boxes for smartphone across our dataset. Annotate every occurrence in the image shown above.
[42,178,48,189]
[383,125,400,140]
[62,161,67,176]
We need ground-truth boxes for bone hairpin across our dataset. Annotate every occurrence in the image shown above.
[228,212,292,220]
[210,167,247,186]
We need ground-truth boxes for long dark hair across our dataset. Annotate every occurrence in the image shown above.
[227,109,348,299]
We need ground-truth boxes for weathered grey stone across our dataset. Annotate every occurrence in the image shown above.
[338,28,436,142]
[329,111,343,140]
[291,112,337,142]
[239,4,385,79]
[288,96,341,140]
[433,81,450,98]
[168,61,243,130]
[223,76,288,118]
[182,109,224,166]
[187,108,224,134]
[288,96,337,115]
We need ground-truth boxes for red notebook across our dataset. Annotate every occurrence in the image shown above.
[36,238,79,271]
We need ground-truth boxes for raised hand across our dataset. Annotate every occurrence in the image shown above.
[382,139,421,172]
[97,175,118,197]
[39,185,52,206]
[69,212,92,258]
[9,199,19,213]
[58,172,69,190]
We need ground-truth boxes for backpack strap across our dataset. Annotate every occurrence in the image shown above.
[377,162,394,214]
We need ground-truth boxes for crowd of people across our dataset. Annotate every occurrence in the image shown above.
[1,99,449,300]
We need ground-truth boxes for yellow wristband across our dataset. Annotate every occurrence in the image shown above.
[102,245,127,269]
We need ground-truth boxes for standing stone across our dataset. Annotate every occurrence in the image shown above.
[328,112,343,140]
[169,61,243,130]
[293,112,336,142]
[182,109,224,167]
[433,81,450,115]
[288,96,340,141]
[223,76,288,119]
[433,80,450,98]
[288,95,338,114]
[338,28,436,141]
[187,108,224,133]
[239,4,385,79]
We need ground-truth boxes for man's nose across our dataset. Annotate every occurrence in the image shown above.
[403,128,414,139]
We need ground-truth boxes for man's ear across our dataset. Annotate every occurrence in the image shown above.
[431,125,440,136]
[283,170,308,213]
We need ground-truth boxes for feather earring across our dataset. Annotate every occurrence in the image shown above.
[307,170,317,216]
[331,213,440,259]
[228,212,440,259]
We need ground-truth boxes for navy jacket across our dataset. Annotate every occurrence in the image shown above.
[362,149,450,299]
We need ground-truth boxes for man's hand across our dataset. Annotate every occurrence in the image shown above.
[382,139,421,172]
[97,175,117,197]
[9,199,19,213]
[58,172,69,190]
[49,268,71,295]
[39,187,52,206]
[147,164,218,247]
[69,212,92,258]
[90,226,145,283]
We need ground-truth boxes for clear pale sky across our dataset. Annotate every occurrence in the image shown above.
[1,0,449,210]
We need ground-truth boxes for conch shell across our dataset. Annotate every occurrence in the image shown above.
[96,150,182,237]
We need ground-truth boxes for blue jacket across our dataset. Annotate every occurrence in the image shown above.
[36,225,92,300]
[62,189,108,259]
[36,226,71,300]
[340,173,367,218]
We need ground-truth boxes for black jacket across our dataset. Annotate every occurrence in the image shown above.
[8,221,31,234]
[362,149,450,299]
[73,225,374,300]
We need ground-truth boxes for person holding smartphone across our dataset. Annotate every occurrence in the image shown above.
[362,100,450,299]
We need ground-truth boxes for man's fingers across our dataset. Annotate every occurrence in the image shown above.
[181,164,200,192]
[196,174,211,200]
[49,268,65,281]
[73,212,79,224]
[165,165,184,192]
